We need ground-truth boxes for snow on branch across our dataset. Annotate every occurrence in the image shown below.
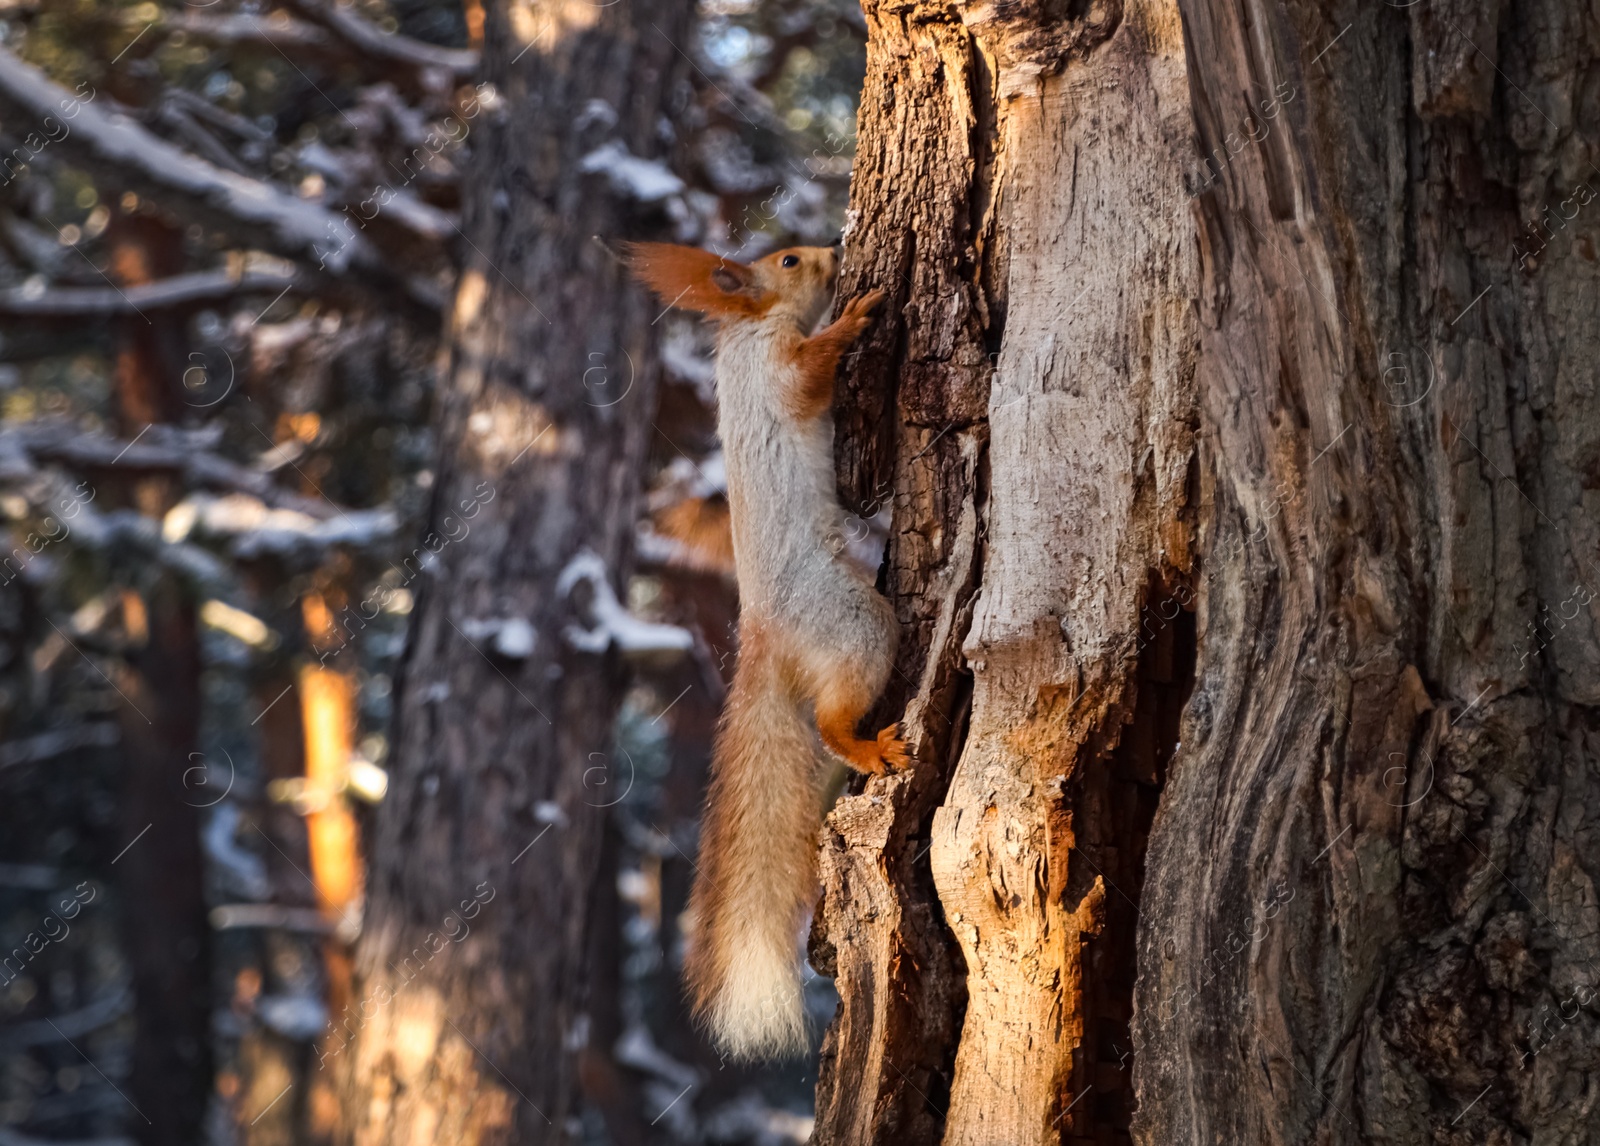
[165,492,398,558]
[168,7,471,89]
[556,549,693,658]
[0,265,299,317]
[4,420,339,520]
[0,46,441,310]
[579,141,687,203]
[164,9,339,55]
[208,904,334,934]
[456,616,538,660]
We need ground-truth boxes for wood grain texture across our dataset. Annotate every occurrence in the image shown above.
[816,0,1199,1142]
[930,4,1197,1141]
[1134,0,1600,1142]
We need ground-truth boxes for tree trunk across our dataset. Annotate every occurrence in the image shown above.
[333,0,691,1138]
[816,0,1600,1142]
[117,574,212,1146]
[1135,2,1600,1143]
[109,213,214,1146]
[818,0,1197,1142]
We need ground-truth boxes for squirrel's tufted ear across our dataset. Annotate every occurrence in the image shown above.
[623,242,772,319]
[709,263,755,296]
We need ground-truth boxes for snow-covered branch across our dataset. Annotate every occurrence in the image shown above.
[556,550,693,659]
[4,421,338,520]
[0,45,443,310]
[0,265,299,317]
[164,9,337,55]
[164,492,398,559]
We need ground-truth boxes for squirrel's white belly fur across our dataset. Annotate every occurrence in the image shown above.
[715,323,892,668]
[698,315,899,1061]
[723,321,889,617]
[624,239,902,1062]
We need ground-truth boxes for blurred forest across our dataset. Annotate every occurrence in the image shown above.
[0,0,864,1140]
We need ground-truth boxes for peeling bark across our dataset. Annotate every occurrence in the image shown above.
[817,0,1197,1142]
[922,4,1199,1137]
[820,0,1600,1142]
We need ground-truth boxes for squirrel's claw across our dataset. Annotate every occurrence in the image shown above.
[831,289,887,346]
[849,288,887,319]
[876,723,912,773]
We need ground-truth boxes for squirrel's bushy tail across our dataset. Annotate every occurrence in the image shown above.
[685,624,824,1060]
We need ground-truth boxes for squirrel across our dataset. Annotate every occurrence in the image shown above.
[626,241,907,1060]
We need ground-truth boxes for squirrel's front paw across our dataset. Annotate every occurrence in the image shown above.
[844,288,887,323]
[876,723,912,773]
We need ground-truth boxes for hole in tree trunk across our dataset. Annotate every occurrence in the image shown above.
[1070,575,1196,1142]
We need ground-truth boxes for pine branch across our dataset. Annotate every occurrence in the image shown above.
[0,45,444,312]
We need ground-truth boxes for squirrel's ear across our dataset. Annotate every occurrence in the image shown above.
[709,263,755,295]
[623,242,771,318]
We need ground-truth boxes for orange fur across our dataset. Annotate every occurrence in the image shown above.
[812,647,908,775]
[625,238,905,1060]
[653,495,735,576]
[782,288,887,419]
[682,622,827,1059]
[623,242,775,319]
[684,618,909,1059]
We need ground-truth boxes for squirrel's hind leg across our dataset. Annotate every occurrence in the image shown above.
[813,669,910,775]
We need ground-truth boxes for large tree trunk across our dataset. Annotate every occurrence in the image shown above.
[816,0,1600,1142]
[332,0,690,1138]
[1135,2,1600,1143]
[817,0,1198,1142]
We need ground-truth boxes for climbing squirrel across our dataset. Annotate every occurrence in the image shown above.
[626,242,906,1059]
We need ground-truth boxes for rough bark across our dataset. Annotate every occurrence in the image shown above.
[810,0,994,1135]
[822,0,1600,1142]
[1134,2,1600,1144]
[817,1,1199,1143]
[332,0,691,1139]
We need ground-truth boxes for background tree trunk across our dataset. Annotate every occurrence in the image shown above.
[117,573,212,1146]
[817,0,1600,1143]
[110,213,214,1146]
[333,0,691,1138]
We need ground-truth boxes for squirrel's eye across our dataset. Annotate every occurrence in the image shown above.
[781,254,800,268]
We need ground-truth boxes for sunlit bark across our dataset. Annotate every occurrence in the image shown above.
[818,1,1600,1144]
